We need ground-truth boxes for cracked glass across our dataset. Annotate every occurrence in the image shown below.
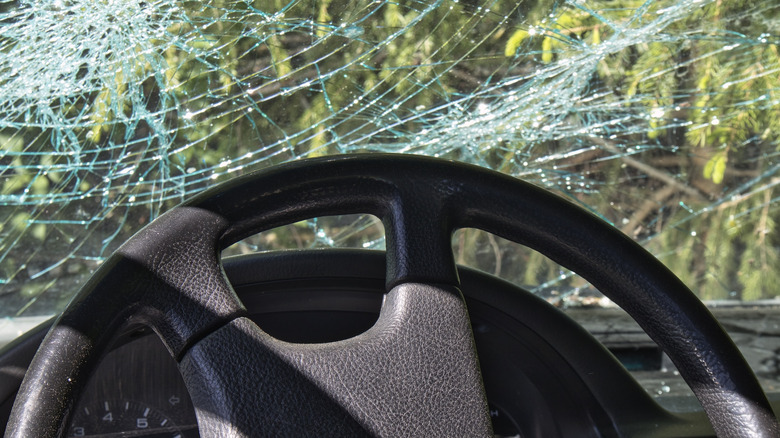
[1,0,779,401]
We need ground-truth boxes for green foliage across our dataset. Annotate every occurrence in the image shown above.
[3,0,780,309]
[703,151,727,184]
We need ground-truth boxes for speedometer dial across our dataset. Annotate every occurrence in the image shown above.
[68,400,197,437]
[66,331,199,438]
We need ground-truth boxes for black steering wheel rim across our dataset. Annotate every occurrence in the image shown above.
[7,154,779,437]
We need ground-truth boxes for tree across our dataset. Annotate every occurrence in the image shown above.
[0,0,778,315]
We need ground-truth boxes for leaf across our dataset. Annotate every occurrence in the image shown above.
[30,175,49,195]
[32,224,46,241]
[504,29,528,57]
[11,212,30,232]
[591,26,600,46]
[541,36,553,63]
[2,171,31,195]
[0,134,24,152]
[703,151,728,184]
[647,119,659,139]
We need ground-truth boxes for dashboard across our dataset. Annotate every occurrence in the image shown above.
[3,250,718,437]
[65,332,198,438]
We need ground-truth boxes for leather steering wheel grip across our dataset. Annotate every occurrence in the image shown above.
[6,154,780,437]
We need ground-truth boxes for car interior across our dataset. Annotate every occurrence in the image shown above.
[1,0,779,436]
[2,155,779,437]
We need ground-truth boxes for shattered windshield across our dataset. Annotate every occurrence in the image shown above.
[1,0,779,396]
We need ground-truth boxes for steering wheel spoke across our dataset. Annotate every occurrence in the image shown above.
[180,283,491,437]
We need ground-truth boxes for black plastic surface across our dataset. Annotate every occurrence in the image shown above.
[182,283,492,437]
[0,249,769,436]
[226,249,713,437]
[193,154,779,436]
[6,154,779,437]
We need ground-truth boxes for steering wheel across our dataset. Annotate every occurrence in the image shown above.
[6,154,779,437]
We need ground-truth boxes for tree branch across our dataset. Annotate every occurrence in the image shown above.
[620,184,678,236]
[585,136,707,201]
